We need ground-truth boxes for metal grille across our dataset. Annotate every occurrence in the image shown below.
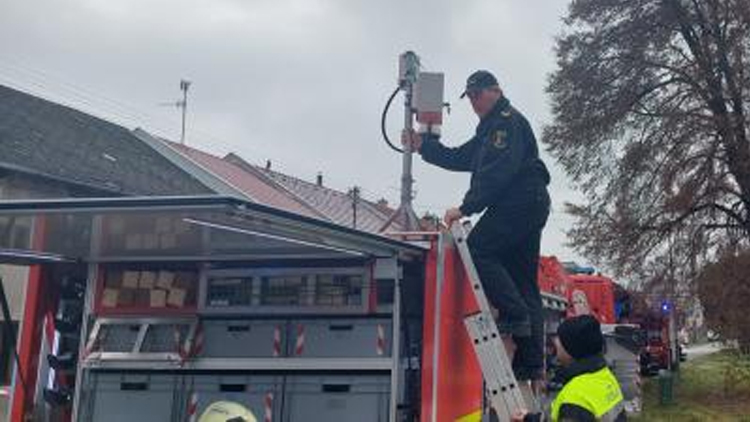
[141,324,190,353]
[261,276,306,305]
[315,275,363,306]
[99,324,141,353]
[206,277,254,307]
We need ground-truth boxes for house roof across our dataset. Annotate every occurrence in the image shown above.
[0,84,212,196]
[161,143,404,233]
[237,158,403,233]
[0,83,407,234]
[158,141,327,220]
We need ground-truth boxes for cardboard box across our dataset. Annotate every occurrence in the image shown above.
[156,271,175,289]
[117,288,136,306]
[150,289,167,308]
[134,289,150,307]
[104,271,122,289]
[101,289,119,308]
[174,272,197,290]
[139,271,156,289]
[142,234,159,250]
[125,234,144,250]
[122,271,140,289]
[167,288,187,307]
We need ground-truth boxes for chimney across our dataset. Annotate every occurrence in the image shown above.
[316,172,323,187]
[265,160,272,170]
[375,198,390,213]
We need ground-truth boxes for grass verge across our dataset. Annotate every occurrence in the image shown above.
[632,349,750,421]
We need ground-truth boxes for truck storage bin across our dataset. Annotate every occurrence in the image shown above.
[291,318,392,358]
[205,276,255,308]
[189,374,283,421]
[200,319,286,358]
[141,322,191,353]
[83,372,186,422]
[97,324,142,352]
[284,375,390,422]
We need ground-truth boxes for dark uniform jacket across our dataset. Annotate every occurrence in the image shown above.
[419,96,550,216]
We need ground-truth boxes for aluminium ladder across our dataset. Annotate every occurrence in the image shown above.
[449,222,535,421]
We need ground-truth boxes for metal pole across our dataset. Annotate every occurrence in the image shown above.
[378,51,421,233]
[397,52,420,231]
[179,80,191,145]
[400,84,414,211]
[669,305,677,370]
[71,216,102,422]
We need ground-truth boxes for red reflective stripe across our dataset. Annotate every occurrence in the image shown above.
[264,392,274,422]
[376,324,386,356]
[11,216,48,422]
[273,325,281,357]
[295,325,305,356]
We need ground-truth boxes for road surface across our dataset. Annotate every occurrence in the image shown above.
[684,342,722,360]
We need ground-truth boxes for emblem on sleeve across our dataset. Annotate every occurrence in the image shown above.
[492,130,508,150]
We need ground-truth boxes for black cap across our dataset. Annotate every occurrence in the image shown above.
[460,70,499,98]
[557,315,604,360]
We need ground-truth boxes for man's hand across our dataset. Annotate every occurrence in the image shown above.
[401,129,422,152]
[511,410,528,422]
[443,207,463,226]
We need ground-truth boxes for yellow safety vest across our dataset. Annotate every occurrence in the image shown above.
[551,367,624,421]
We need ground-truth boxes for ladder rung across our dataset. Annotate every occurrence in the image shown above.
[464,314,526,409]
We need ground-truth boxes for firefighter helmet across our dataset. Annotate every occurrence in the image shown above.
[198,401,258,422]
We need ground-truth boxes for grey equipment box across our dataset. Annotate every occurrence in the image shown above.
[200,319,287,358]
[82,372,187,422]
[291,318,392,358]
[189,374,283,421]
[283,375,391,422]
[141,322,191,353]
[96,323,143,352]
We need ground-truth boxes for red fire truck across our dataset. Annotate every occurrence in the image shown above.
[0,196,572,422]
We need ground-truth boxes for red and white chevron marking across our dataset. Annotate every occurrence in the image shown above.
[175,328,189,362]
[192,323,205,357]
[376,324,386,356]
[264,392,274,422]
[295,324,305,356]
[273,325,282,357]
[187,391,199,422]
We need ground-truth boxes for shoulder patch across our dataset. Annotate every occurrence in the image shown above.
[492,130,508,150]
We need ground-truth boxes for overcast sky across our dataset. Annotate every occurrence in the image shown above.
[0,0,585,262]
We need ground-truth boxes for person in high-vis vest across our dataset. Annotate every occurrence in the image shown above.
[513,315,626,421]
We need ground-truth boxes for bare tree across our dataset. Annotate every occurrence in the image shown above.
[544,0,750,296]
[697,249,750,352]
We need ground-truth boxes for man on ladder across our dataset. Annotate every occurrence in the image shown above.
[403,69,551,386]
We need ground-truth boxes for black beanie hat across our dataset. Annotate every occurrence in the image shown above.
[557,315,604,359]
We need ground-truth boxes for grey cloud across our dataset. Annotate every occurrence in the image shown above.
[0,0,584,262]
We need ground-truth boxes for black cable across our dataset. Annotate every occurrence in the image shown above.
[381,86,404,153]
[0,276,27,392]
